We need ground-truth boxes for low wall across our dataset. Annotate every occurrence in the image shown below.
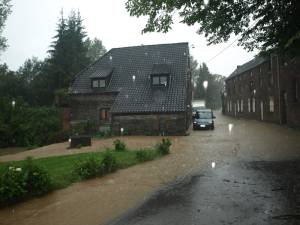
[111,113,187,136]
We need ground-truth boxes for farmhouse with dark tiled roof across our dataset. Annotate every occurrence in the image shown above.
[69,42,192,135]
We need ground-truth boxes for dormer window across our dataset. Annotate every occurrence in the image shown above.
[152,75,168,86]
[92,79,106,88]
[89,67,113,89]
[150,63,171,87]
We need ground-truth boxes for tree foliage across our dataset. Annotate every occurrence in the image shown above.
[126,0,300,54]
[0,10,107,107]
[85,37,107,63]
[193,63,225,109]
[0,97,65,148]
[0,0,12,52]
[48,10,90,89]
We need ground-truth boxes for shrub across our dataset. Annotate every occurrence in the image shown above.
[47,130,69,145]
[0,157,52,205]
[101,150,117,173]
[93,129,112,139]
[74,156,102,179]
[136,149,156,162]
[22,157,52,196]
[0,166,27,204]
[0,97,63,148]
[113,139,126,151]
[157,138,172,155]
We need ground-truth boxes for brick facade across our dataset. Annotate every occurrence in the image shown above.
[223,56,300,128]
[111,112,187,135]
[70,93,118,125]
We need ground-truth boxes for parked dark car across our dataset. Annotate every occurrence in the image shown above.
[193,109,215,130]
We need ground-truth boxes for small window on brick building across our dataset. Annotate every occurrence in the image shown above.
[248,98,251,112]
[100,108,109,121]
[269,96,275,112]
[241,99,244,112]
[252,98,256,112]
[249,81,254,92]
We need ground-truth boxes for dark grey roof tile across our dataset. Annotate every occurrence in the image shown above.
[71,42,189,113]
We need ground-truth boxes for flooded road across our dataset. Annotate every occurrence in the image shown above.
[1,112,300,225]
[109,160,300,225]
[108,113,300,225]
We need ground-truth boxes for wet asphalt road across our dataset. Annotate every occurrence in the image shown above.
[108,113,300,225]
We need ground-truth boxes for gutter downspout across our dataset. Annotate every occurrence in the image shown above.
[276,55,282,124]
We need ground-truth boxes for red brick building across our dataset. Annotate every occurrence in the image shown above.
[222,55,300,128]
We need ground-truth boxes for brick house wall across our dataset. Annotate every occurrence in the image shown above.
[279,56,300,128]
[223,55,300,129]
[111,112,187,135]
[70,93,118,125]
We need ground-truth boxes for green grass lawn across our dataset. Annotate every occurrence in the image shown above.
[0,149,160,190]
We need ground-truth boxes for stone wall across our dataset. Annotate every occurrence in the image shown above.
[70,93,117,125]
[111,112,187,135]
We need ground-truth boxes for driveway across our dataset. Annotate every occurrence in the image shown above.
[1,112,300,225]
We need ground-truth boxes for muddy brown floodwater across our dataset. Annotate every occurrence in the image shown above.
[1,112,300,225]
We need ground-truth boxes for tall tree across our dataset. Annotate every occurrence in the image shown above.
[17,57,44,84]
[0,64,25,99]
[125,0,300,55]
[194,63,225,109]
[85,37,107,63]
[48,10,89,90]
[0,0,12,52]
[190,56,199,85]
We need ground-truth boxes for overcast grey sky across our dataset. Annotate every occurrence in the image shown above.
[1,0,257,76]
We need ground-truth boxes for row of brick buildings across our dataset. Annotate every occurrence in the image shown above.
[222,55,300,128]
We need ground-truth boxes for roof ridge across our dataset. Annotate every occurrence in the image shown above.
[110,42,189,51]
[226,55,268,80]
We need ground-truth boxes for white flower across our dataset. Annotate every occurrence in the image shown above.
[15,168,22,172]
[9,166,14,170]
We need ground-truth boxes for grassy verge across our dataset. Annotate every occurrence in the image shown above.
[0,149,160,190]
[0,138,171,206]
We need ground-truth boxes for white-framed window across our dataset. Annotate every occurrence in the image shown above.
[269,96,275,112]
[92,80,99,88]
[160,76,167,86]
[248,98,251,112]
[237,100,240,112]
[152,75,168,86]
[252,98,256,112]
[152,76,160,85]
[92,79,106,88]
[227,101,230,113]
[99,79,106,88]
[241,99,244,112]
